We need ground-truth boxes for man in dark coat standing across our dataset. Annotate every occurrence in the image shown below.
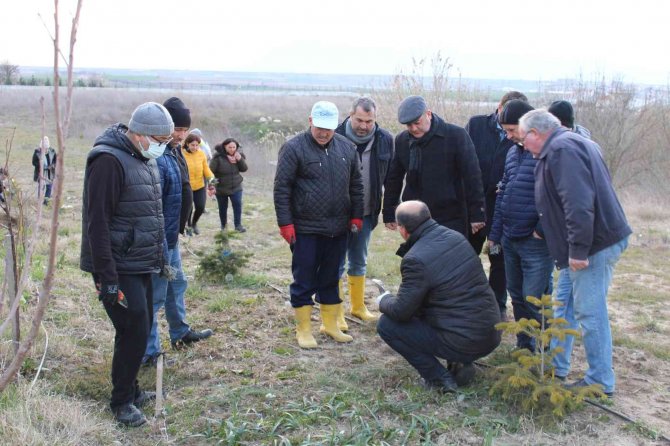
[334,96,394,326]
[377,201,501,392]
[383,96,485,238]
[520,109,631,397]
[274,101,364,349]
[80,102,173,426]
[465,91,528,319]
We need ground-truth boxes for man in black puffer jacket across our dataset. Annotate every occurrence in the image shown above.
[274,101,364,349]
[377,201,501,392]
[383,96,485,237]
[80,102,173,427]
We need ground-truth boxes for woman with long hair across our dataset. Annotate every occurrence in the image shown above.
[209,138,248,232]
[182,133,214,235]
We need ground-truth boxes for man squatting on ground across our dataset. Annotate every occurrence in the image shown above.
[383,95,486,238]
[273,101,364,348]
[80,102,174,426]
[520,109,631,397]
[333,96,394,326]
[465,91,529,319]
[142,97,212,366]
[376,201,501,392]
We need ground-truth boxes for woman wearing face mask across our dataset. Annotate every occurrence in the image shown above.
[209,138,248,232]
[182,133,214,235]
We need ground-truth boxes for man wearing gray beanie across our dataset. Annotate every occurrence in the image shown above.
[383,95,485,237]
[80,102,174,427]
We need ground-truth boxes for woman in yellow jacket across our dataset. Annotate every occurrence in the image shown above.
[182,133,214,235]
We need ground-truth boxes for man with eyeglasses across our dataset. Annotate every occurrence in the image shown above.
[80,102,174,426]
[143,97,213,366]
[487,99,554,353]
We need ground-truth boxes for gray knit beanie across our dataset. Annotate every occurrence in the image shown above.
[128,102,174,136]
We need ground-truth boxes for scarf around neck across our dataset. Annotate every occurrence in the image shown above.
[345,119,375,145]
[407,115,438,191]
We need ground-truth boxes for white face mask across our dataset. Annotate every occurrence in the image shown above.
[138,136,171,159]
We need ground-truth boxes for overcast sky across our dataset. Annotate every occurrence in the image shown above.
[2,0,669,85]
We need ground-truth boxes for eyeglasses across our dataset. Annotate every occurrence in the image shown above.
[520,130,535,145]
[149,136,173,147]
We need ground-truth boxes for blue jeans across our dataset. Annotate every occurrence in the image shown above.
[502,235,554,351]
[550,237,628,393]
[144,243,190,360]
[377,315,476,383]
[216,190,243,228]
[339,215,374,277]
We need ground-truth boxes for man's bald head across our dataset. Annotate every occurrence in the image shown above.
[396,201,431,233]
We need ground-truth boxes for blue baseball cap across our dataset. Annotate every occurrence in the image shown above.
[310,101,339,130]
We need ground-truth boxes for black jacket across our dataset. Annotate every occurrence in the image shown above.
[209,151,248,196]
[335,118,394,228]
[383,114,485,235]
[80,124,165,282]
[274,131,364,236]
[32,147,57,182]
[535,128,632,269]
[465,111,514,229]
[379,219,501,357]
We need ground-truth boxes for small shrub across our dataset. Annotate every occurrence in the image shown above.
[490,295,607,417]
[196,231,250,283]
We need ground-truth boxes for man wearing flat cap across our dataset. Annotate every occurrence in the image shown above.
[80,102,174,426]
[274,101,364,349]
[383,95,485,238]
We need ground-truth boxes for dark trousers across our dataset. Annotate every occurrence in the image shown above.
[469,230,507,312]
[290,233,347,307]
[377,315,476,383]
[215,190,243,228]
[99,273,153,409]
[189,187,207,227]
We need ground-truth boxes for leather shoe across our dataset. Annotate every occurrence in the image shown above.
[172,328,213,348]
[112,403,147,427]
[449,362,476,387]
[424,372,458,393]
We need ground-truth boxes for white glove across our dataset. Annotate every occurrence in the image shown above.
[376,291,390,307]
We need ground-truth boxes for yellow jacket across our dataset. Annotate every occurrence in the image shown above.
[182,148,214,191]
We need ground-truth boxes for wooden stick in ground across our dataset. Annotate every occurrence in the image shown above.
[154,353,164,418]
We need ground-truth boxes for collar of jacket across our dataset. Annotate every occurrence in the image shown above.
[336,117,380,142]
[537,127,568,160]
[307,131,333,149]
[395,218,439,257]
[487,111,500,130]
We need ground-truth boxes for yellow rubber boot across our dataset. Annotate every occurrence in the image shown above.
[294,306,318,349]
[320,303,353,343]
[349,275,378,321]
[320,279,349,333]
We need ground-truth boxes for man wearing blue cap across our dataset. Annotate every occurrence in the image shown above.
[383,96,485,238]
[274,101,364,348]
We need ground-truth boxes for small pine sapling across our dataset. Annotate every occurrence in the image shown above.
[489,295,608,417]
[196,231,250,283]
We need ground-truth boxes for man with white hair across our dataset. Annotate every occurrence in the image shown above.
[519,109,632,397]
[274,101,364,348]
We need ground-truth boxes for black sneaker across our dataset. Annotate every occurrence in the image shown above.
[112,403,147,427]
[565,378,613,397]
[235,225,247,233]
[172,328,213,348]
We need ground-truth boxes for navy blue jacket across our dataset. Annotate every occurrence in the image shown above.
[156,146,183,249]
[489,145,541,243]
[535,128,631,269]
[465,111,514,230]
